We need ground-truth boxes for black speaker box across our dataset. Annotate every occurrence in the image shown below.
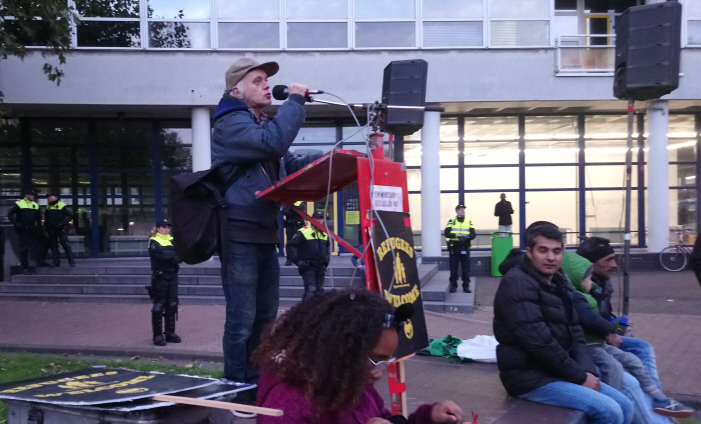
[614,1,681,101]
[381,59,428,136]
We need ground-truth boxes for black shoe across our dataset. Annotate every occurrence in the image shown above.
[51,262,60,268]
[69,261,76,267]
[449,285,457,293]
[231,389,257,419]
[285,260,293,266]
[36,262,51,267]
[165,333,181,343]
[153,334,167,346]
[22,268,33,275]
[463,285,472,294]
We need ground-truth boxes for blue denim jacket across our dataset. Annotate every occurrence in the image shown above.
[212,93,319,228]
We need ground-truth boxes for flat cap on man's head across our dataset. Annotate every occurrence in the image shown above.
[225,57,279,91]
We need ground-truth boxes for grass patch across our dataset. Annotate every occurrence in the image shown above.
[679,419,701,424]
[0,352,222,423]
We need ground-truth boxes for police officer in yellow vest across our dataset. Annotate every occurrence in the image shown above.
[444,204,476,293]
[44,193,75,267]
[148,220,181,346]
[7,189,49,274]
[288,211,330,299]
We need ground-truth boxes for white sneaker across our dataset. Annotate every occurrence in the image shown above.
[231,410,257,419]
[229,387,258,419]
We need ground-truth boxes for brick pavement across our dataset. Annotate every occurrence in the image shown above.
[1,272,700,399]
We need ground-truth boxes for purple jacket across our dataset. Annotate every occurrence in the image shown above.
[256,371,435,424]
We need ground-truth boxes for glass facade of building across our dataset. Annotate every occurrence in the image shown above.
[404,113,699,249]
[5,0,698,51]
[1,113,698,255]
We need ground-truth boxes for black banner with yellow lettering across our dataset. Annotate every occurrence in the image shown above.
[0,367,238,405]
[371,211,429,359]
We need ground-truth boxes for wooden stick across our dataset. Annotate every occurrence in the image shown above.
[152,394,283,417]
[396,361,408,417]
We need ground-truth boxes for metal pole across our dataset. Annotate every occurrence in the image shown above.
[623,99,634,317]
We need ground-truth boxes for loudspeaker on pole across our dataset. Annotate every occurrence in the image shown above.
[381,59,428,136]
[613,1,681,101]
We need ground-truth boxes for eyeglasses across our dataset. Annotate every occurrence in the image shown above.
[368,356,396,371]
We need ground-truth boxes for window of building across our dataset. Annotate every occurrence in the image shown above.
[489,0,550,47]
[526,190,579,243]
[2,18,65,48]
[525,116,579,164]
[147,0,211,48]
[217,0,279,49]
[354,0,415,48]
[463,192,520,248]
[687,0,701,46]
[285,0,348,49]
[218,22,279,49]
[355,22,415,48]
[585,190,639,244]
[74,0,141,48]
[422,0,483,48]
[0,124,22,221]
[287,23,348,49]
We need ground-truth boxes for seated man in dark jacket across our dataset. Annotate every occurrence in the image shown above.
[493,222,633,424]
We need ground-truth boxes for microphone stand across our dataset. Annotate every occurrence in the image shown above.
[309,98,444,113]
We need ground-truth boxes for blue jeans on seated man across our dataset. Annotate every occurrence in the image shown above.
[619,337,661,391]
[221,241,280,384]
[619,372,672,424]
[519,381,633,424]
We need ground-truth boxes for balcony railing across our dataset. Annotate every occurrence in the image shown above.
[556,34,615,75]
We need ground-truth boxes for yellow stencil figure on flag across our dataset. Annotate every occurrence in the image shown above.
[395,255,406,286]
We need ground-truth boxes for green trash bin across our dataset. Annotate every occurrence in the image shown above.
[491,232,513,277]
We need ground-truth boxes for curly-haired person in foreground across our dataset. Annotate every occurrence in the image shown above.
[254,289,464,424]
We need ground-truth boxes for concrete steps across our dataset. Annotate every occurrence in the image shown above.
[0,261,472,311]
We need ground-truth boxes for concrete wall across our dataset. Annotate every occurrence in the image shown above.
[3,48,701,109]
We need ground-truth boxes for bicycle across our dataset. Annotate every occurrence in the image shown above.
[659,230,692,272]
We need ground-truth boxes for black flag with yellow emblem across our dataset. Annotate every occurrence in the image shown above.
[371,210,429,359]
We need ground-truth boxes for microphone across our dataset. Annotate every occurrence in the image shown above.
[272,85,324,101]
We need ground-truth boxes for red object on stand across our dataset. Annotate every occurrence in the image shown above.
[256,133,412,415]
[257,135,409,296]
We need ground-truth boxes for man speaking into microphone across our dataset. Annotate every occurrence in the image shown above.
[211,57,321,417]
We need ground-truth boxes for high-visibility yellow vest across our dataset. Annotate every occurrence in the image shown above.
[16,198,39,210]
[446,218,473,241]
[300,226,328,241]
[47,201,66,211]
[150,233,174,247]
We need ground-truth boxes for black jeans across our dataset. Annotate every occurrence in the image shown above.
[16,227,46,269]
[448,244,470,286]
[151,272,178,336]
[221,241,279,384]
[47,227,74,264]
[298,261,326,298]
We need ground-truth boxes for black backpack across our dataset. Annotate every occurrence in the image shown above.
[169,166,245,265]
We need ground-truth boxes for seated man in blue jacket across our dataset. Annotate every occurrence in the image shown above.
[211,57,321,417]
[494,221,632,424]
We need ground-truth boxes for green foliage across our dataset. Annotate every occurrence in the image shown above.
[0,0,79,85]
[0,352,223,422]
